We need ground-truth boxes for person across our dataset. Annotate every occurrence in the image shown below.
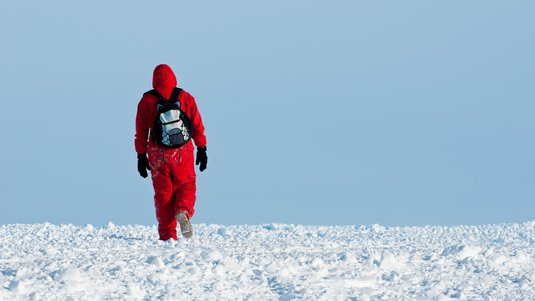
[135,64,207,241]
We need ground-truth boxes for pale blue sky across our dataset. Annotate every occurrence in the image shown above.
[1,0,534,226]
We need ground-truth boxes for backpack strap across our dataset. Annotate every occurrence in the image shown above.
[166,88,192,130]
[145,88,182,103]
[144,89,163,101]
[169,88,182,102]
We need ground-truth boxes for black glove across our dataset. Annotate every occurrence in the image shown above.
[137,153,151,178]
[196,146,207,172]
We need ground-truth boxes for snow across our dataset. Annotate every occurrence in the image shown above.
[1,222,535,300]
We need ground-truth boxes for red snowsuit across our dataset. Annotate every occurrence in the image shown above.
[135,64,207,240]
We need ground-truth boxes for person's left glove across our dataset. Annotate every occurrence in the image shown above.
[196,146,207,172]
[137,153,151,178]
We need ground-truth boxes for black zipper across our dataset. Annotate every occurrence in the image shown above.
[162,119,182,126]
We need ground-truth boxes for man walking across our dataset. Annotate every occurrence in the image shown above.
[135,64,207,240]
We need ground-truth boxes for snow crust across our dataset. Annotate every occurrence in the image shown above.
[1,221,535,300]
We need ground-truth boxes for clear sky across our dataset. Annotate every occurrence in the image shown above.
[1,0,534,227]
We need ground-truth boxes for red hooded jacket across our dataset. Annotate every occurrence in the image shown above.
[135,64,206,154]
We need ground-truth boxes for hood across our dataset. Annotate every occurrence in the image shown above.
[152,64,177,100]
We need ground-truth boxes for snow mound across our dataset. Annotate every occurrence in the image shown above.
[1,222,535,300]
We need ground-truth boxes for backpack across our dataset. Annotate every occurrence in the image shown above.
[145,88,192,148]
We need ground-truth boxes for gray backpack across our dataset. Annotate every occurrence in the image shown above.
[145,88,192,148]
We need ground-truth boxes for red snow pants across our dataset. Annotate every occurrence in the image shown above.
[147,142,196,240]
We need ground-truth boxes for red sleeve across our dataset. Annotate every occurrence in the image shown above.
[184,93,207,148]
[134,96,151,154]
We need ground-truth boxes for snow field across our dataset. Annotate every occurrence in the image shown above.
[1,221,535,300]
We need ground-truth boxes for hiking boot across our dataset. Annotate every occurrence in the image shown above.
[176,211,193,238]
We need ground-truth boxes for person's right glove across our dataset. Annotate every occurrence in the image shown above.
[196,146,207,172]
[137,153,151,178]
